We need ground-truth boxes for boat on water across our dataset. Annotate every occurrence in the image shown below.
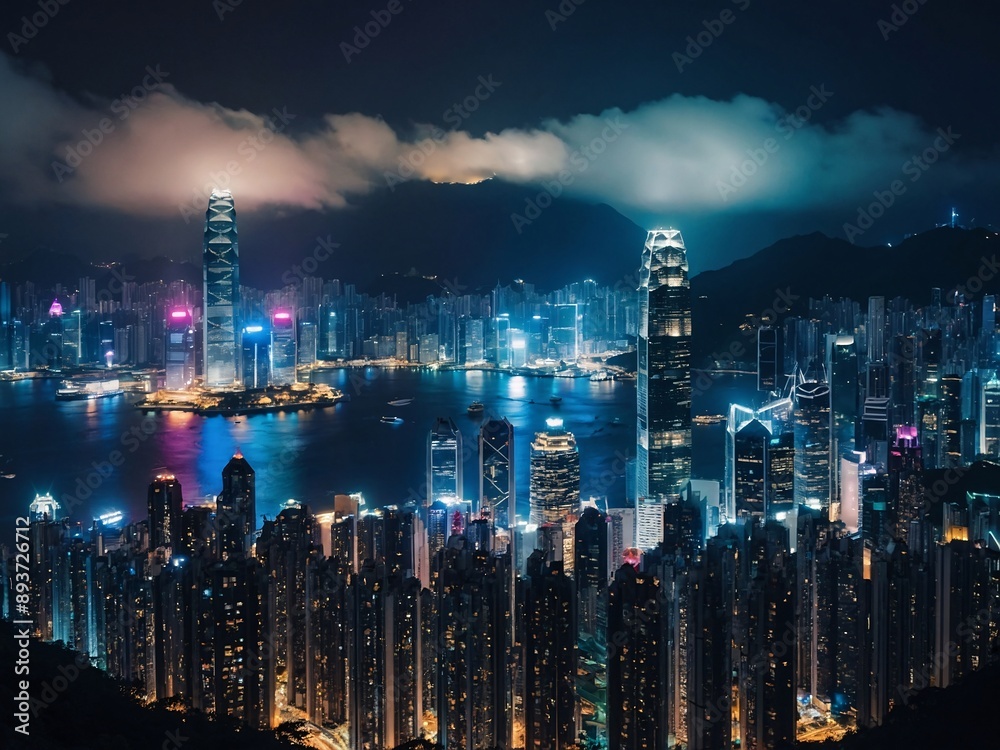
[590,370,610,381]
[611,417,623,426]
[387,398,413,406]
[1,473,14,479]
[467,401,485,415]
[56,378,124,401]
[549,395,562,404]
[380,416,404,425]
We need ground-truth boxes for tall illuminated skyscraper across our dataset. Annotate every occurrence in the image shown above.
[794,381,831,511]
[165,307,196,390]
[217,449,256,560]
[529,417,580,524]
[241,323,270,389]
[428,417,463,504]
[270,308,297,385]
[203,190,241,387]
[479,417,514,528]
[148,471,183,550]
[981,374,1000,457]
[637,229,692,501]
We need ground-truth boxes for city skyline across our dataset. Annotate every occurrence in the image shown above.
[3,3,1000,750]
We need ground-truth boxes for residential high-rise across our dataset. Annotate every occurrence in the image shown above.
[148,472,183,550]
[165,307,196,390]
[428,417,463,504]
[258,500,317,711]
[637,228,692,500]
[529,417,580,524]
[607,560,664,750]
[479,417,514,529]
[270,308,297,385]
[575,507,610,738]
[203,190,241,387]
[524,552,577,750]
[217,449,256,560]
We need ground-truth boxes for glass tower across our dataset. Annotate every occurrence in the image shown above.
[794,381,831,511]
[203,190,241,387]
[479,417,514,528]
[637,229,692,501]
[270,308,297,385]
[428,417,463,504]
[165,307,195,390]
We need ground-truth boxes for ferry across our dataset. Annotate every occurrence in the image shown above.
[549,395,563,404]
[387,398,414,406]
[589,370,610,381]
[467,401,485,415]
[56,377,124,401]
[380,416,404,425]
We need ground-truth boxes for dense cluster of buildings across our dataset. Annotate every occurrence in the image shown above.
[4,207,1000,749]
[0,191,636,383]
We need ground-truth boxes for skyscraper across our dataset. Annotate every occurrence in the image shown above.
[148,472,183,550]
[529,417,580,524]
[551,303,580,362]
[757,326,783,393]
[203,190,241,387]
[165,307,196,390]
[240,323,270,389]
[828,334,859,502]
[981,374,1000,457]
[217,449,256,560]
[524,552,577,750]
[270,308,297,385]
[607,561,664,750]
[479,417,514,529]
[794,381,832,511]
[428,417,463,504]
[637,229,692,501]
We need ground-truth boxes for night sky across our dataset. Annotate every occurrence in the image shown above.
[0,0,996,279]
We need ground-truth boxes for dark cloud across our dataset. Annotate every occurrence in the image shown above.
[0,52,992,233]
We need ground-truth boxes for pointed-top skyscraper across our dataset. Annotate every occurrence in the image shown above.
[203,190,241,387]
[637,228,692,501]
[217,448,256,559]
